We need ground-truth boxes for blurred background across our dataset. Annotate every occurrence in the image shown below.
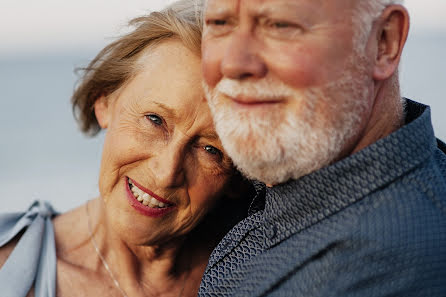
[1,0,445,212]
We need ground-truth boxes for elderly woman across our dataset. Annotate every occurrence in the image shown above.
[0,1,254,296]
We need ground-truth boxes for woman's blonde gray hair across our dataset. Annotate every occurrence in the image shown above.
[72,0,205,135]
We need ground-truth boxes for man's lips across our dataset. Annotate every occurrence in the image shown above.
[228,95,285,106]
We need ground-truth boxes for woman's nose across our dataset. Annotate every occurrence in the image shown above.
[220,31,267,80]
[151,146,186,189]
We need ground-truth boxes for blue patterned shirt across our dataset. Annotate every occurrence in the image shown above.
[199,99,446,297]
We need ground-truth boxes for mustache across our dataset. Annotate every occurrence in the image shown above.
[213,77,296,100]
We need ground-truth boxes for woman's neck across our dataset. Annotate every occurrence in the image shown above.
[88,197,209,296]
[54,197,210,297]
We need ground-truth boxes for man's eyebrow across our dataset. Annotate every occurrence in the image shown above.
[256,3,304,16]
[205,1,237,16]
[206,7,232,16]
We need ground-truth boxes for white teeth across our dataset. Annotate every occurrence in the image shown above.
[129,179,169,209]
[150,197,159,206]
[143,196,150,204]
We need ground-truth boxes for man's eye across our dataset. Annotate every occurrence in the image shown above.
[260,18,304,39]
[272,21,289,28]
[204,145,221,156]
[206,19,227,26]
[268,21,298,30]
[204,18,233,36]
[146,114,163,126]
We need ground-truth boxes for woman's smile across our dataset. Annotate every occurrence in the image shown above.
[94,39,234,246]
[125,177,177,218]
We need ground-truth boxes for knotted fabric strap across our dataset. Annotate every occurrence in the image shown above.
[0,201,57,297]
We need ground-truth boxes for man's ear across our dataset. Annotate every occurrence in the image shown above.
[94,95,111,129]
[372,5,410,81]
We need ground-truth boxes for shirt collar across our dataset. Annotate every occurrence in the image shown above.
[263,99,437,234]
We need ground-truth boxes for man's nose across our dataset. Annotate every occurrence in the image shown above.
[151,145,186,189]
[221,31,267,80]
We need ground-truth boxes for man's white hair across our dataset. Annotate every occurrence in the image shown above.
[202,0,408,184]
[201,0,405,46]
[353,0,405,50]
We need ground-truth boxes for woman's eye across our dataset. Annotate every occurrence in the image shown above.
[146,114,163,126]
[204,145,221,156]
[199,144,232,173]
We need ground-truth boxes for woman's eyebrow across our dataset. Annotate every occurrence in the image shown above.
[152,101,178,118]
[200,132,220,141]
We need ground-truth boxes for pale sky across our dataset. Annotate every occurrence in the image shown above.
[1,0,445,213]
[0,0,445,56]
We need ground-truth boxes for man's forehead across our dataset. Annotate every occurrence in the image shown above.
[204,0,352,14]
[205,0,240,13]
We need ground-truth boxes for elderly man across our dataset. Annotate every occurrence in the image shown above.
[199,0,446,296]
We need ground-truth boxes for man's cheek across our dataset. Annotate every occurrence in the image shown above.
[202,45,223,86]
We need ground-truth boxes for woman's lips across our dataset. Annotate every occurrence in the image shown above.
[129,178,173,205]
[125,177,176,218]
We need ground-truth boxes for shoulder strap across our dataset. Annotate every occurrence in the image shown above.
[0,201,57,297]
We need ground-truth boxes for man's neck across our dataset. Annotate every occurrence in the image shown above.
[351,77,405,155]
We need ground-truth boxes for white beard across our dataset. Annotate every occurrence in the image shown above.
[204,55,372,185]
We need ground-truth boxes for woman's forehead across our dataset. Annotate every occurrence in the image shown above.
[135,39,201,76]
[116,39,214,135]
[126,40,203,105]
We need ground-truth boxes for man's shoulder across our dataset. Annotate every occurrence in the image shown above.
[260,187,446,296]
[436,138,446,153]
[435,138,446,176]
[387,138,446,213]
[250,163,446,295]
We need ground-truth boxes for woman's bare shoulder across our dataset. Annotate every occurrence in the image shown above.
[53,202,91,262]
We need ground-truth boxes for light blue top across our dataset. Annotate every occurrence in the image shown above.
[0,201,57,297]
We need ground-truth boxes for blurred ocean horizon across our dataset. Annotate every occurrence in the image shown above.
[1,31,445,213]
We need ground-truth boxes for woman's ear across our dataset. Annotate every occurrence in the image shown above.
[94,95,110,129]
[372,5,410,80]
